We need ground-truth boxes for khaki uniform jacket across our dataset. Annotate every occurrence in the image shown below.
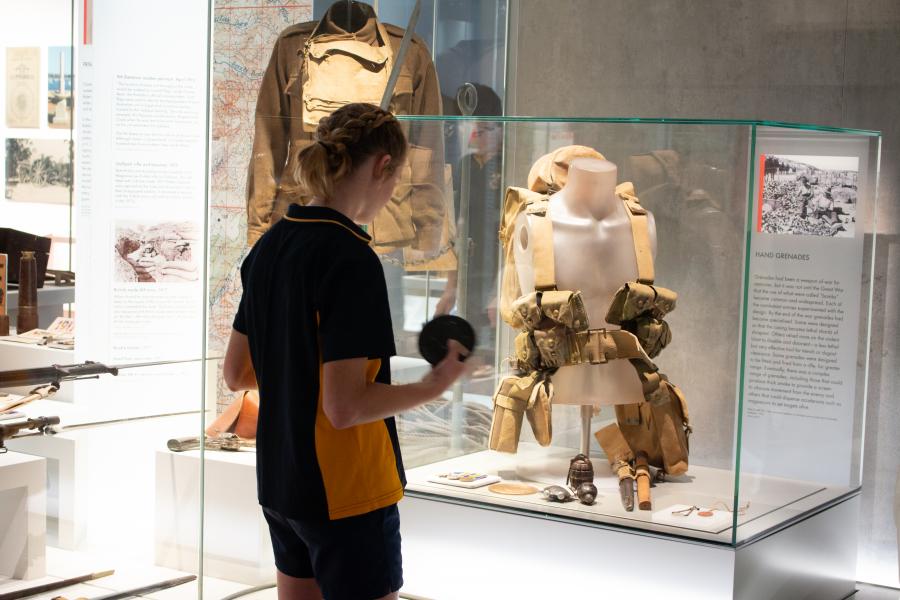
[246,3,444,248]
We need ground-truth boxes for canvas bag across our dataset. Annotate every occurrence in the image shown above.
[301,20,393,132]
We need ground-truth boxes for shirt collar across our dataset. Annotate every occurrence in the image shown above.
[318,2,380,44]
[285,204,372,243]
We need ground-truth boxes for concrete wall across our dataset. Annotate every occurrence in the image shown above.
[509,0,900,587]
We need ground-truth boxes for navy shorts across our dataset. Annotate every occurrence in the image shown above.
[262,504,403,600]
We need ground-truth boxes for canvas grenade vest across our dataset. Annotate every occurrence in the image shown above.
[489,175,692,478]
[301,19,393,132]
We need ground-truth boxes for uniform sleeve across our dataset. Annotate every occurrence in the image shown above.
[247,36,291,246]
[407,43,446,252]
[317,251,396,363]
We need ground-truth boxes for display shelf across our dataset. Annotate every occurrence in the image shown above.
[406,444,855,545]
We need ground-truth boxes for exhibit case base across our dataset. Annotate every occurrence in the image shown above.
[0,451,46,581]
[399,492,859,600]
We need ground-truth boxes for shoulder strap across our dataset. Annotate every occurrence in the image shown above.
[528,205,557,292]
[499,186,557,292]
[617,182,654,284]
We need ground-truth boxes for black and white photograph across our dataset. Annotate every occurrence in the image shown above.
[114,221,200,283]
[759,154,859,238]
[5,138,72,203]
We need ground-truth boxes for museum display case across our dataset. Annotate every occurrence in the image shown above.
[382,115,879,547]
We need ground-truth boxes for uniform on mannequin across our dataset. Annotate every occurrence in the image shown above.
[513,158,657,407]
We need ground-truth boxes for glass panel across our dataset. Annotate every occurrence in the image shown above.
[1,0,210,598]
[734,125,879,544]
[399,117,751,545]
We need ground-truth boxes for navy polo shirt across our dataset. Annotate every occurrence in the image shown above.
[233,204,404,520]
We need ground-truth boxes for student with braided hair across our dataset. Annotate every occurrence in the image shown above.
[223,103,471,600]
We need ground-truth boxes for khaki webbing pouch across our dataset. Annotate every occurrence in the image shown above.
[607,379,691,476]
[606,282,677,359]
[489,373,553,453]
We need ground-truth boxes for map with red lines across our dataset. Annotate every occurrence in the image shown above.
[210,1,311,408]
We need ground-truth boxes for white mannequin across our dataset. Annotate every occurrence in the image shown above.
[513,158,657,407]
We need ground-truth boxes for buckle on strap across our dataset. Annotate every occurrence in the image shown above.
[571,329,618,364]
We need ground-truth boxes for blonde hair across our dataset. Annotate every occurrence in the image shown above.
[297,103,408,201]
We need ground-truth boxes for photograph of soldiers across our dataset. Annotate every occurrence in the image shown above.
[5,138,72,203]
[114,221,200,283]
[760,154,858,238]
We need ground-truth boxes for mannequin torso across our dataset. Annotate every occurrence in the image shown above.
[513,158,657,406]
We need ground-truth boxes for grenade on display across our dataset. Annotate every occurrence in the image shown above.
[575,482,598,506]
[16,251,39,334]
[566,453,595,490]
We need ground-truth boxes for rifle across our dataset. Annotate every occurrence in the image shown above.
[0,359,205,391]
[0,361,119,389]
[0,570,114,600]
[0,415,60,452]
[167,433,256,452]
[55,574,196,600]
[0,360,203,413]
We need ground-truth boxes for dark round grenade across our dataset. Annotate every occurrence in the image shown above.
[575,482,598,505]
[567,453,595,489]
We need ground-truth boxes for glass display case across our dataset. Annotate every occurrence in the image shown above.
[389,116,879,549]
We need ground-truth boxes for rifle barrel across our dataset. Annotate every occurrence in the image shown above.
[90,575,196,600]
[0,569,114,600]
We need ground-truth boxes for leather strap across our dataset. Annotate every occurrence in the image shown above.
[617,182,655,284]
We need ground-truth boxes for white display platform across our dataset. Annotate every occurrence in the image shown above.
[6,411,199,555]
[0,340,74,401]
[0,451,46,581]
[155,449,273,585]
[405,444,852,544]
[400,491,859,600]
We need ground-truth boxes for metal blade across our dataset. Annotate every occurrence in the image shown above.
[619,477,635,512]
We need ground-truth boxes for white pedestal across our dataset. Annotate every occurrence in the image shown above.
[399,493,859,600]
[0,341,75,401]
[7,412,198,558]
[0,451,46,580]
[155,449,273,585]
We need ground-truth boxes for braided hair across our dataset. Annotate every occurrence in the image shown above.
[296,103,408,201]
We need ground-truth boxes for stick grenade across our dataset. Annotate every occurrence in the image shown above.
[635,451,652,510]
[0,253,8,336]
